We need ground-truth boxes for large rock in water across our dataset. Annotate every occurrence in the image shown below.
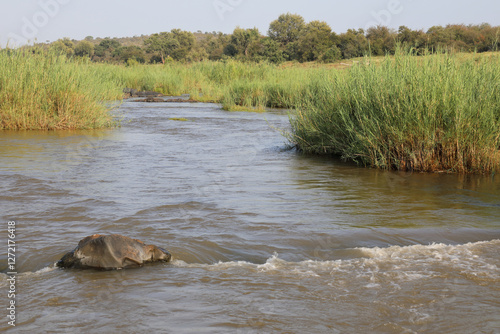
[57,234,172,270]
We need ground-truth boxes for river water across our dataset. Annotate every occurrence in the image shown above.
[1,102,499,333]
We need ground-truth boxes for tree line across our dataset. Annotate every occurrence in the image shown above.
[46,13,499,64]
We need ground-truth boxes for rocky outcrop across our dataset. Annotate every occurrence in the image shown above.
[57,234,172,270]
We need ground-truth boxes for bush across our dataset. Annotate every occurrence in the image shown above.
[319,46,342,63]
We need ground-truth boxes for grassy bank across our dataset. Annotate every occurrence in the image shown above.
[0,50,122,130]
[2,48,499,173]
[114,52,500,173]
[0,50,303,130]
[288,50,500,173]
[106,60,320,111]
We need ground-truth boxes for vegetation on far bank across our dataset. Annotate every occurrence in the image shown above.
[1,47,499,173]
[0,50,122,130]
[12,13,500,65]
[1,11,500,174]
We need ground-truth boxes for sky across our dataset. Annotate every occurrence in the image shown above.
[1,0,499,47]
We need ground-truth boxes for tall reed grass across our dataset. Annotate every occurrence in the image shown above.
[0,49,122,130]
[107,60,315,110]
[288,50,500,173]
[3,47,498,173]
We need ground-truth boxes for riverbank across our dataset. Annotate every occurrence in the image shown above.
[1,48,499,173]
[117,51,500,173]
[0,50,123,130]
[288,50,500,173]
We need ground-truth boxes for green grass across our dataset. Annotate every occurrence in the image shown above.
[114,51,500,173]
[2,47,499,173]
[0,49,123,130]
[287,49,500,173]
[109,60,312,110]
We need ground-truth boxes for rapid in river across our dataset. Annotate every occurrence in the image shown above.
[1,101,499,333]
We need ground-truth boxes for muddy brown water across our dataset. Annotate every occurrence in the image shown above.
[1,102,499,333]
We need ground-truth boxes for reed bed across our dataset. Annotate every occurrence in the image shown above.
[116,53,500,173]
[109,60,315,110]
[288,50,500,173]
[2,48,498,173]
[0,49,123,130]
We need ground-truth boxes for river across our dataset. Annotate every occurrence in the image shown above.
[1,101,499,333]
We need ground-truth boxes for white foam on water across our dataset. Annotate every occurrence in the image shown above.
[352,239,500,280]
[256,252,286,271]
[171,258,255,270]
[0,264,57,285]
[20,265,58,278]
[171,239,500,283]
[37,264,58,274]
[5,239,496,285]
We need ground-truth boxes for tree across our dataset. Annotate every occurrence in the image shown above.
[74,40,94,58]
[484,24,500,52]
[259,37,285,63]
[319,46,342,63]
[144,29,195,62]
[223,43,238,57]
[94,38,121,60]
[339,29,368,59]
[468,23,494,52]
[296,21,333,62]
[426,25,453,51]
[397,26,427,53]
[366,26,397,55]
[51,38,75,57]
[114,46,146,63]
[446,24,473,51]
[479,24,500,52]
[224,27,261,59]
[144,32,178,63]
[268,13,305,46]
[170,29,195,60]
[205,33,230,60]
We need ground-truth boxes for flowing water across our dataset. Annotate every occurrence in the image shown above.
[1,102,499,333]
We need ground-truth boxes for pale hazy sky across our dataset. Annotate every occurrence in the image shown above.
[1,0,499,47]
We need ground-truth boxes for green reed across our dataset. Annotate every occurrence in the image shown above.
[109,60,289,107]
[0,49,123,130]
[3,47,498,173]
[102,59,320,110]
[288,49,500,173]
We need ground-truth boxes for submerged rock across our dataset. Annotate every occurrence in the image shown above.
[142,97,165,102]
[57,234,172,270]
[123,88,163,98]
[129,93,194,103]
